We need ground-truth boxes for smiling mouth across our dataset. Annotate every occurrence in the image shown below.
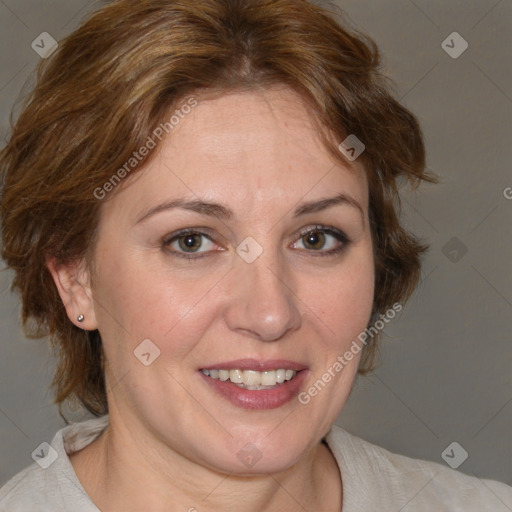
[200,368,298,390]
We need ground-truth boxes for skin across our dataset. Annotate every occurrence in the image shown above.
[48,86,375,512]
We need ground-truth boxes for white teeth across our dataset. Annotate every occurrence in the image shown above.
[276,369,286,383]
[229,369,243,384]
[261,370,276,386]
[285,370,295,381]
[243,370,261,386]
[202,368,298,387]
[218,369,230,381]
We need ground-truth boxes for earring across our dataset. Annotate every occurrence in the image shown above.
[77,314,84,323]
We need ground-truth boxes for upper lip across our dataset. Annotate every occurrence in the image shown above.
[200,359,308,371]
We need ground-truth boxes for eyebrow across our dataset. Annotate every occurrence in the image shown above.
[135,192,364,225]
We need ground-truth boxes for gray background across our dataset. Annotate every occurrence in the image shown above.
[0,0,510,492]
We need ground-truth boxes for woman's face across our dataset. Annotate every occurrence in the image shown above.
[86,87,374,474]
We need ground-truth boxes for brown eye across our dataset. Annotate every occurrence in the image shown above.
[178,234,204,252]
[302,230,326,250]
[163,229,219,259]
[292,225,350,256]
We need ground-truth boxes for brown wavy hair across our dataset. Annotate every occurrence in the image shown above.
[0,0,436,417]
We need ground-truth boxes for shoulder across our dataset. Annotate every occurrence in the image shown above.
[325,424,512,511]
[0,462,56,511]
[0,416,107,512]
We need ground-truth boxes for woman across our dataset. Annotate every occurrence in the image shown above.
[0,0,510,510]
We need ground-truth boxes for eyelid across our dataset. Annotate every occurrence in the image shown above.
[162,228,222,258]
[291,224,350,255]
[296,224,350,244]
[162,227,217,243]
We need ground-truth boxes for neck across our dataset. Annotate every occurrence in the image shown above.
[70,413,342,512]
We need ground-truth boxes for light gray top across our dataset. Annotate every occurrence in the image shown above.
[0,415,510,511]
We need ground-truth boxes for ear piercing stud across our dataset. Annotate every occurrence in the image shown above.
[77,314,84,322]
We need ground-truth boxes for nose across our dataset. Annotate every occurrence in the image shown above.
[223,249,302,342]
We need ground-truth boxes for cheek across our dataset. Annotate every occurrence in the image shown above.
[306,248,375,347]
[93,248,222,363]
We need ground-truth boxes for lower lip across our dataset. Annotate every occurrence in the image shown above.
[199,370,308,410]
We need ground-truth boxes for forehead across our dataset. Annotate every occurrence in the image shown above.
[103,87,368,221]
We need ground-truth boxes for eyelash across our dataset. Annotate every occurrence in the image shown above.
[161,225,351,261]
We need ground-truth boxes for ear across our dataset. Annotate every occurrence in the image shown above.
[46,256,98,330]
